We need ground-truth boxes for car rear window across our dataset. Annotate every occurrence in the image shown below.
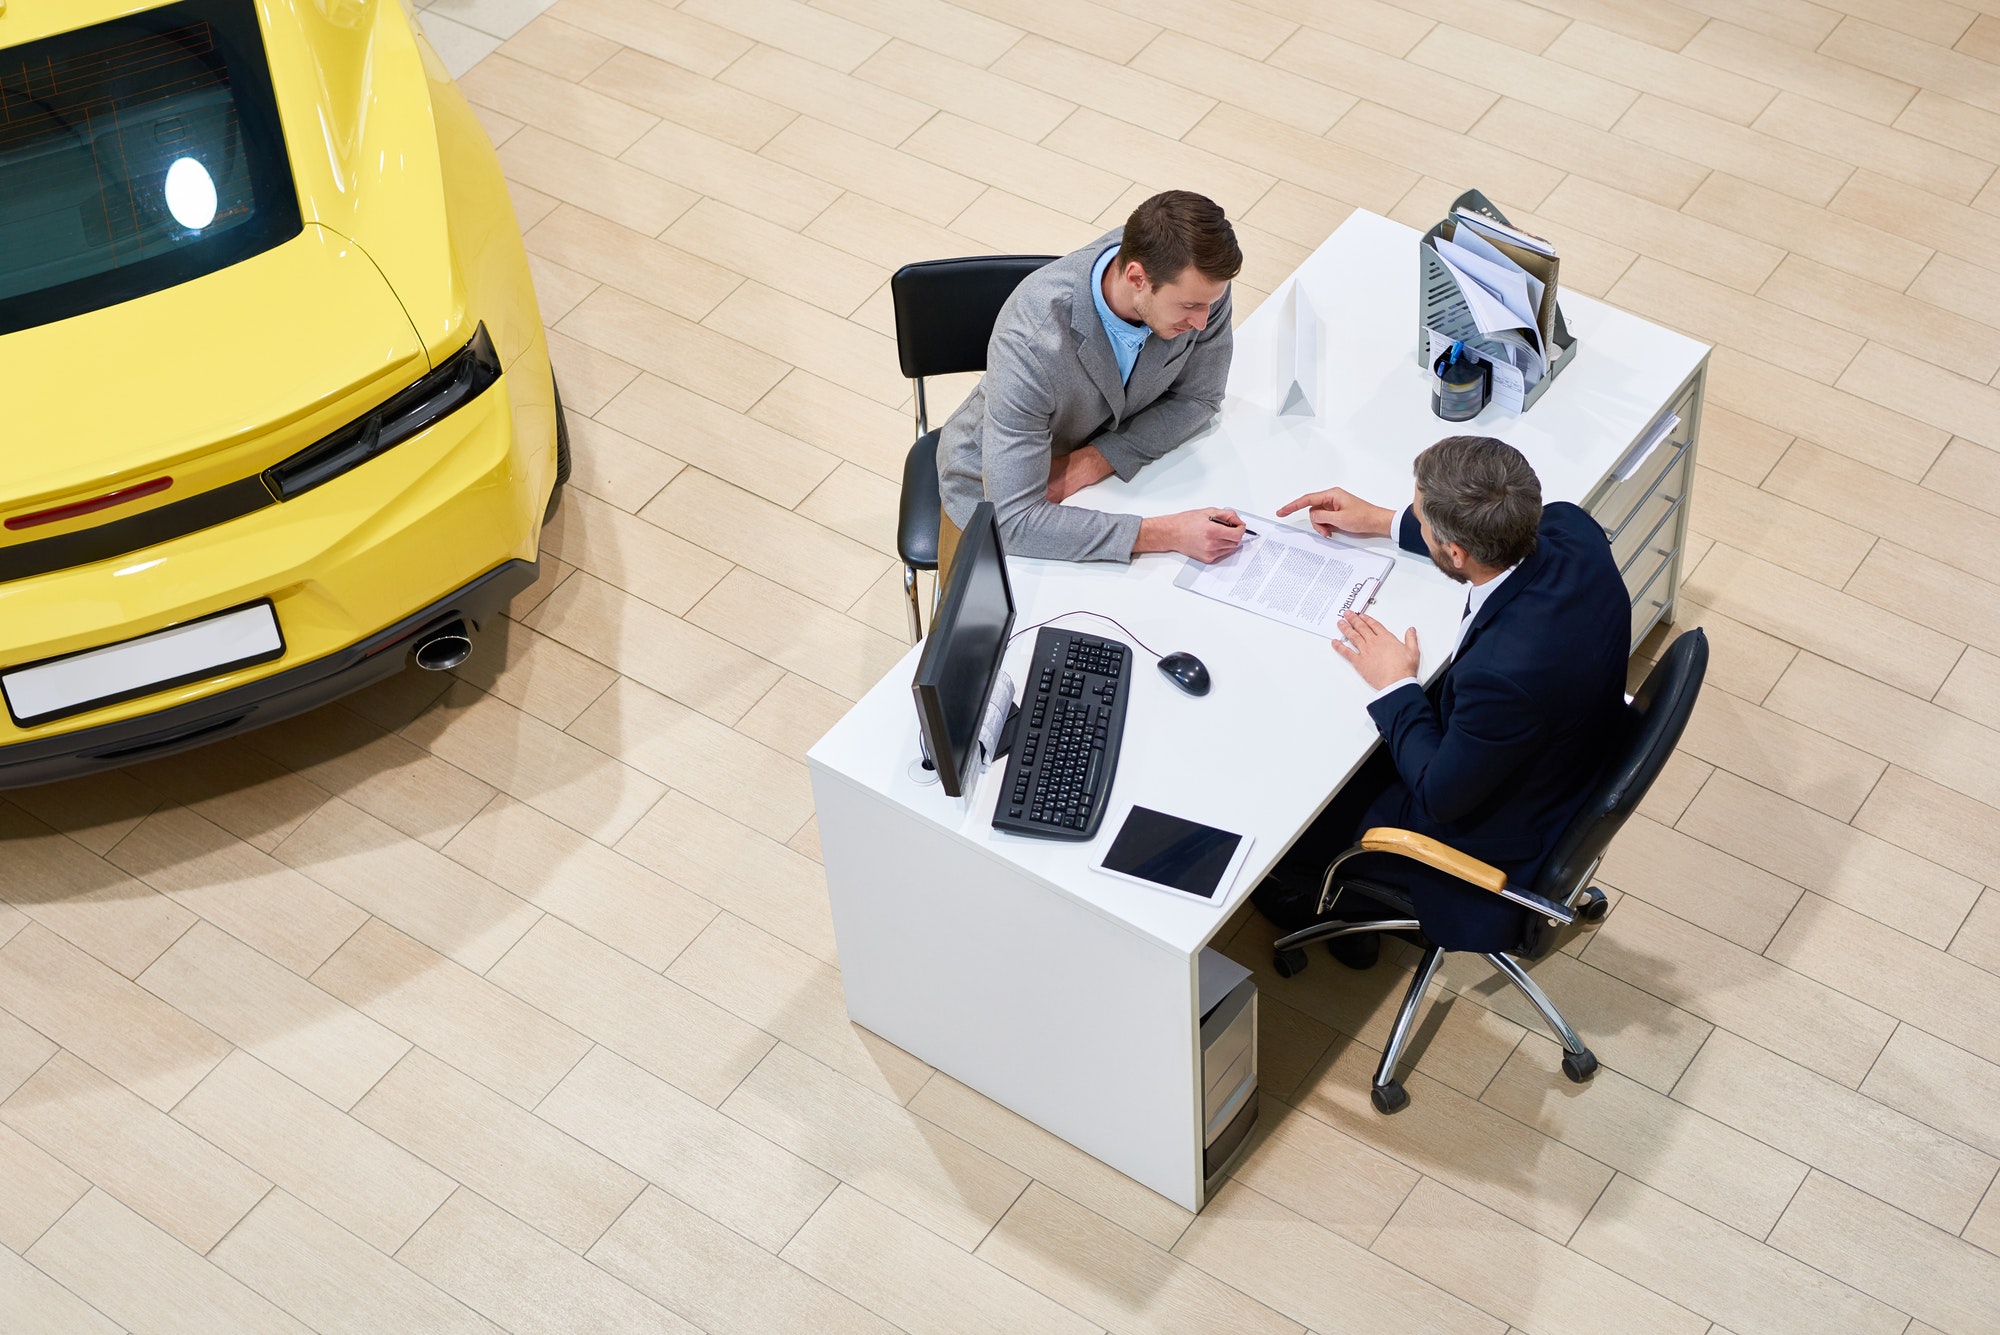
[0,0,301,335]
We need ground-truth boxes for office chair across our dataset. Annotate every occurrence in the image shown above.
[891,254,1056,643]
[1272,628,1708,1113]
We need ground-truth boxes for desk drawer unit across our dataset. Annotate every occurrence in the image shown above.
[1583,369,1702,651]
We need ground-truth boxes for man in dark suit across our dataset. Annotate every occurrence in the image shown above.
[1252,435,1630,962]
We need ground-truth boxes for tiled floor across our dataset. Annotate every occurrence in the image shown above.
[9,1,2000,1331]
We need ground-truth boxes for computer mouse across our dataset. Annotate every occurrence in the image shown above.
[1157,651,1211,697]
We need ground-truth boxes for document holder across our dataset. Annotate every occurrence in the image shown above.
[1417,189,1576,411]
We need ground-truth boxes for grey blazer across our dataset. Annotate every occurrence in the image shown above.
[937,229,1234,562]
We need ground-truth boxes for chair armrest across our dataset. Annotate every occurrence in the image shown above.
[1354,827,1576,925]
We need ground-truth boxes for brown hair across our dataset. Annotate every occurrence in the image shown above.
[1114,190,1242,288]
[1413,435,1542,569]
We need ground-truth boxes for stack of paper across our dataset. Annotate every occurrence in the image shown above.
[1422,208,1564,413]
[1173,518,1395,637]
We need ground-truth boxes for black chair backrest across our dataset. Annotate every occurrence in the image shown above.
[1522,628,1709,952]
[891,255,1058,381]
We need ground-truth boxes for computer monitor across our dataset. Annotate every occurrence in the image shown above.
[912,501,1015,798]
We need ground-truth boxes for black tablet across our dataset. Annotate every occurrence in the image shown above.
[1097,806,1254,902]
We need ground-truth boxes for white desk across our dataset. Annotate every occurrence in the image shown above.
[808,210,1709,1211]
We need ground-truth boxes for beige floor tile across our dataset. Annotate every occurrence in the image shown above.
[1908,256,2000,345]
[783,1183,1100,1333]
[978,1182,1302,1335]
[1542,22,1773,124]
[1489,1034,1807,1237]
[815,0,1023,65]
[28,1191,313,1335]
[749,367,912,483]
[1569,1175,1907,1334]
[1268,26,1498,133]
[355,1049,641,1252]
[1597,812,1803,951]
[1695,405,1793,488]
[499,126,695,236]
[6,770,158,855]
[508,178,560,235]
[1615,95,1853,206]
[525,574,785,727]
[1855,765,2000,886]
[907,1070,1194,1250]
[644,468,891,610]
[559,415,686,516]
[1836,166,2000,273]
[1171,1179,1504,1335]
[1708,346,1947,482]
[1851,544,2000,666]
[800,193,986,283]
[525,204,740,322]
[460,53,657,156]
[338,669,456,738]
[715,45,928,148]
[1328,101,1562,213]
[1385,1176,1712,1335]
[0,803,193,980]
[956,0,1158,59]
[1612,258,1861,380]
[1767,441,2000,582]
[538,1046,835,1249]
[583,51,793,158]
[1393,0,1578,54]
[669,202,884,325]
[450,618,619,731]
[763,116,983,231]
[0,1120,87,1252]
[1227,911,1530,1102]
[1970,1178,2000,1256]
[686,0,886,71]
[399,682,666,844]
[686,568,906,703]
[668,912,929,1104]
[0,926,227,1110]
[1861,1025,2000,1160]
[1409,24,1636,129]
[1684,173,1934,292]
[1579,898,1895,1086]
[498,13,618,81]
[248,704,496,852]
[1894,85,2000,167]
[1823,13,2000,114]
[1290,1039,1614,1243]
[701,279,912,411]
[789,815,824,862]
[2,1052,267,1252]
[276,800,540,974]
[311,919,586,1107]
[212,1191,502,1335]
[172,1050,455,1253]
[1656,594,1796,704]
[1543,180,1785,296]
[797,458,903,557]
[548,0,751,78]
[1768,655,2000,811]
[852,39,1072,144]
[736,672,856,760]
[105,805,366,977]
[1761,93,1986,219]
[1132,31,1352,136]
[1689,21,1917,124]
[591,1186,895,1334]
[1675,1029,1995,1232]
[1769,1170,2000,1333]
[1769,893,2000,1074]
[1218,0,1425,57]
[1636,748,1712,826]
[0,1245,120,1334]
[398,1189,696,1335]
[1952,888,2000,975]
[597,370,838,509]
[991,34,1214,139]
[546,326,641,417]
[1675,681,1886,821]
[1167,107,1408,220]
[137,922,407,1109]
[1786,248,2000,374]
[442,797,711,971]
[950,189,1105,258]
[723,1042,1027,1248]
[490,916,771,1104]
[558,284,791,412]
[1470,99,1703,211]
[1679,770,1979,949]
[1218,1094,1418,1249]
[1687,464,1874,585]
[1240,181,1359,252]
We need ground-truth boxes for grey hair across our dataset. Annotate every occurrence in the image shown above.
[1412,436,1542,569]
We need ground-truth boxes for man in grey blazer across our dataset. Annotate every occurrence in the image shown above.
[936,191,1249,569]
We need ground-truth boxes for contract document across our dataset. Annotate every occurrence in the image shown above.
[1174,518,1395,636]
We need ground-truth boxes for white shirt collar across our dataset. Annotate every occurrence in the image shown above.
[1464,561,1518,620]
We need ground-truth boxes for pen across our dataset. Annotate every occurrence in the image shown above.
[1212,516,1259,536]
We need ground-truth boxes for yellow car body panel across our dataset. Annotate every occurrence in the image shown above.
[0,0,557,777]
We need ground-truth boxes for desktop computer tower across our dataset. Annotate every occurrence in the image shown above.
[1199,956,1258,1193]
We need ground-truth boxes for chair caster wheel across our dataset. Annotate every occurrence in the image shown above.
[1562,1049,1598,1083]
[1273,948,1308,978]
[1371,1081,1409,1114]
[1576,887,1609,923]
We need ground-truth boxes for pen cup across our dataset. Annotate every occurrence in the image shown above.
[1432,349,1490,422]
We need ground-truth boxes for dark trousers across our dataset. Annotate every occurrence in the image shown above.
[1251,747,1401,931]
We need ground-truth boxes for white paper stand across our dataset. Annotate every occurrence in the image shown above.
[1274,283,1320,417]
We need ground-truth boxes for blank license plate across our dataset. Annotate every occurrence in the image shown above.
[4,602,285,728]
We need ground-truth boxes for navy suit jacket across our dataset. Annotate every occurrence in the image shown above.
[1356,501,1629,949]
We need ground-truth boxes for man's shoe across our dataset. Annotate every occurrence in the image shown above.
[1328,931,1381,971]
[1250,860,1325,933]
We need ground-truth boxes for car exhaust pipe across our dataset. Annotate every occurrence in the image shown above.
[413,620,472,671]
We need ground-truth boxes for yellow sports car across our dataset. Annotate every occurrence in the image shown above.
[0,0,562,784]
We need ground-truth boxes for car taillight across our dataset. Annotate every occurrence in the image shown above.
[264,323,500,501]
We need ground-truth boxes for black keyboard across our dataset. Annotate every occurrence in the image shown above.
[992,628,1130,840]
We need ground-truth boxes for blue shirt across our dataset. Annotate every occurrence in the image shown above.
[1090,245,1149,385]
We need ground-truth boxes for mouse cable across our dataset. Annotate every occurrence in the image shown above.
[1005,610,1165,661]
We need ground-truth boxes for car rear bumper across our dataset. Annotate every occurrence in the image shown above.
[0,557,537,789]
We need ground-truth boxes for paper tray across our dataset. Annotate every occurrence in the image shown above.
[1416,189,1576,411]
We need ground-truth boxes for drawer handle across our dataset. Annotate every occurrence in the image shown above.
[1606,443,1691,539]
